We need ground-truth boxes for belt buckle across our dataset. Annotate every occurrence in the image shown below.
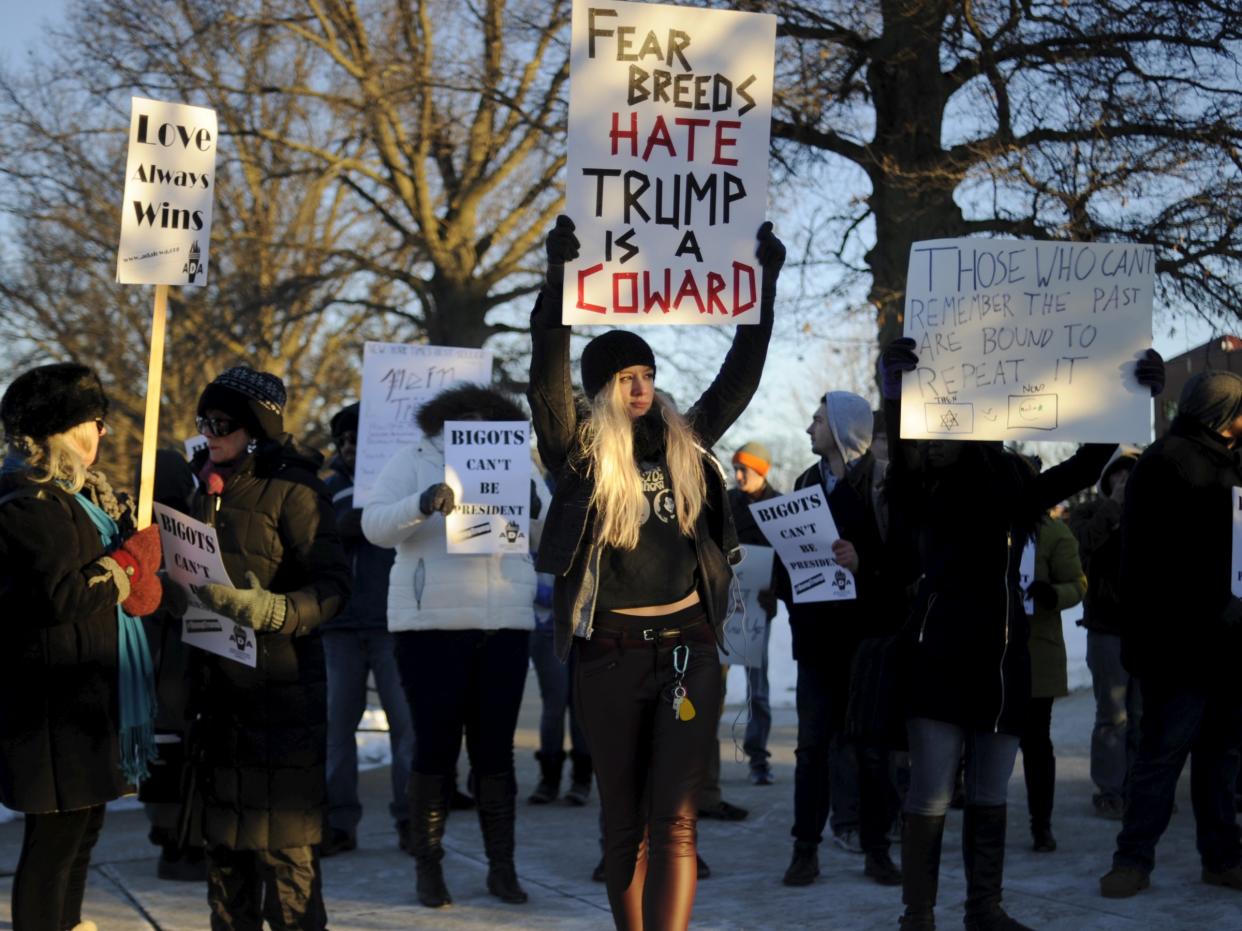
[642,628,656,641]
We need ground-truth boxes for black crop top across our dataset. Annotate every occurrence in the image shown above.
[595,460,699,610]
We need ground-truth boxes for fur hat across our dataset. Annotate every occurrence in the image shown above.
[580,330,656,399]
[417,384,526,438]
[732,441,772,476]
[330,402,360,439]
[1,363,108,440]
[197,366,286,440]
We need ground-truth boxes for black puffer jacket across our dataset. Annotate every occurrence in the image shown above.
[188,436,350,850]
[0,472,130,812]
[885,401,1112,734]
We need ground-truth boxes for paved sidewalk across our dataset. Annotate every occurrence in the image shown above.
[0,676,1234,929]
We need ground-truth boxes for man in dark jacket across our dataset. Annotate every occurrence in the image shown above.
[776,391,902,888]
[1101,371,1242,898]
[320,403,413,856]
[727,441,782,785]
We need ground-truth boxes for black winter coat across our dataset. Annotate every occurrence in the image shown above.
[529,275,774,661]
[1068,496,1125,636]
[0,473,130,812]
[1120,416,1242,685]
[323,461,394,631]
[885,401,1113,734]
[188,437,350,850]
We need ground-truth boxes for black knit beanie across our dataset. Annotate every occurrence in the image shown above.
[1,363,108,440]
[580,330,656,399]
[330,402,360,440]
[197,366,287,440]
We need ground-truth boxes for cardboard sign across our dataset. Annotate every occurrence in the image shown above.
[900,238,1154,442]
[562,0,776,325]
[443,421,533,554]
[355,342,493,506]
[152,503,256,667]
[720,544,774,668]
[1019,537,1036,615]
[749,486,855,603]
[116,97,217,286]
[1232,487,1242,598]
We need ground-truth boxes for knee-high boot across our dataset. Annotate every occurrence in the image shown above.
[899,814,944,930]
[409,773,452,908]
[476,772,528,904]
[962,805,1033,931]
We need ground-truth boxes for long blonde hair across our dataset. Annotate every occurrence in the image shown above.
[7,421,97,494]
[580,383,706,550]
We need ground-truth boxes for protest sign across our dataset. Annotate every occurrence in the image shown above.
[899,238,1154,443]
[1232,488,1242,598]
[562,0,776,325]
[720,544,774,668]
[1019,537,1036,615]
[443,421,534,554]
[152,503,256,668]
[355,342,493,506]
[749,486,855,603]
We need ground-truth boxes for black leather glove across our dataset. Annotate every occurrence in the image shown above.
[1025,580,1058,611]
[419,483,456,516]
[545,215,580,267]
[755,221,785,276]
[757,588,778,620]
[880,337,919,402]
[529,480,543,520]
[1135,348,1165,397]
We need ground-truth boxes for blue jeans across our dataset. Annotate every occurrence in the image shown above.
[1086,631,1142,802]
[742,620,773,767]
[1113,681,1242,874]
[323,628,415,831]
[529,625,588,756]
[904,718,1020,817]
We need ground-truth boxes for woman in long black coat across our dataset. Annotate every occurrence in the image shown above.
[188,367,350,931]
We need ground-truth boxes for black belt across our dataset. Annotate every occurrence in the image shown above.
[591,617,707,643]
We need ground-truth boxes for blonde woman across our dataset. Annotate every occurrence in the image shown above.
[528,216,784,931]
[0,363,164,931]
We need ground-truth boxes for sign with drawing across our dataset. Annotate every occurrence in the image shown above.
[720,544,774,667]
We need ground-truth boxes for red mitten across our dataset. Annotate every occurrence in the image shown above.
[122,574,163,617]
[119,525,162,575]
[110,525,164,616]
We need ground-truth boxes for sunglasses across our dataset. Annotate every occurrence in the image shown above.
[196,415,242,438]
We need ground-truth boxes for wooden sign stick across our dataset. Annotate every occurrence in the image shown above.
[135,283,169,530]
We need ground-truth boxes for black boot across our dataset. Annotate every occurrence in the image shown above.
[564,750,593,806]
[782,841,820,886]
[962,805,1033,931]
[476,772,528,904]
[899,813,944,930]
[528,750,564,804]
[409,773,453,908]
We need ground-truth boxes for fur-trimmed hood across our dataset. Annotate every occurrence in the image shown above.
[416,384,527,437]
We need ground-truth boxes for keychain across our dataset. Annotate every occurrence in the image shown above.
[671,644,696,722]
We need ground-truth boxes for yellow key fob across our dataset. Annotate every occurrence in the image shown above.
[678,696,697,721]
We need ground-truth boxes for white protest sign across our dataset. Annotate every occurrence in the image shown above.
[1019,537,1036,615]
[720,544,774,668]
[443,421,533,554]
[183,434,208,460]
[562,0,776,325]
[1232,488,1242,598]
[900,238,1154,442]
[116,97,217,286]
[152,503,256,668]
[749,486,855,603]
[355,342,493,506]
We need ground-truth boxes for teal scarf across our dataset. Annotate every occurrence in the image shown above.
[74,492,158,784]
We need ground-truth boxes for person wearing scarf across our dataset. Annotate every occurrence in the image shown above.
[0,363,163,931]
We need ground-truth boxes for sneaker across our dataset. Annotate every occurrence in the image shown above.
[831,830,863,854]
[749,764,775,786]
[319,828,357,858]
[1093,794,1125,820]
[696,853,711,879]
[592,855,606,883]
[698,800,749,821]
[1099,865,1150,898]
[1203,864,1242,890]
[863,850,902,886]
[782,843,820,886]
[564,779,592,806]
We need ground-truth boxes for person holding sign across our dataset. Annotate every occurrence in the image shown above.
[0,364,164,931]
[1100,371,1242,899]
[879,338,1164,931]
[361,385,538,910]
[529,215,784,931]
[184,367,350,931]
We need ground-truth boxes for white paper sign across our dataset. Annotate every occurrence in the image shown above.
[720,544,774,668]
[562,0,776,325]
[900,238,1154,442]
[749,486,855,603]
[443,421,533,554]
[355,342,493,506]
[183,434,208,460]
[1232,488,1242,598]
[152,503,256,668]
[1019,538,1036,615]
[116,97,217,286]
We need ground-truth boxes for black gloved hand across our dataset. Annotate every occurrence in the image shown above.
[880,337,919,402]
[1134,348,1165,397]
[529,480,543,520]
[419,483,456,516]
[545,215,580,267]
[1025,580,1058,611]
[755,221,785,275]
[757,588,778,620]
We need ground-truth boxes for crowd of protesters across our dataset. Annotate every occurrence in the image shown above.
[1,216,1240,931]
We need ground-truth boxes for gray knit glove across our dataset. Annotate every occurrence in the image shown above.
[194,571,288,632]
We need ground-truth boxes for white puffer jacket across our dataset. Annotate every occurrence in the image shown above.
[361,437,537,632]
